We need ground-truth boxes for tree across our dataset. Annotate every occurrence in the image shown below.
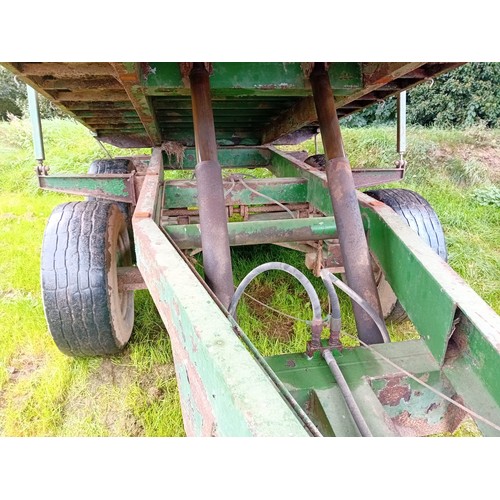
[341,63,500,128]
[0,67,24,119]
[0,66,67,120]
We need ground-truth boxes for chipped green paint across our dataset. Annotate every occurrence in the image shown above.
[267,148,500,380]
[143,62,362,97]
[363,204,456,363]
[370,372,453,424]
[269,148,334,215]
[266,340,441,436]
[163,147,271,169]
[358,191,500,430]
[38,175,133,202]
[164,178,307,208]
[164,217,338,249]
[112,63,162,145]
[442,313,500,426]
[133,217,309,436]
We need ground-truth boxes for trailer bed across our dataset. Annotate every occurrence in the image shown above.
[2,62,461,147]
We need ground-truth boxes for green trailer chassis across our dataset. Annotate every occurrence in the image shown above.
[36,145,500,436]
[9,61,500,436]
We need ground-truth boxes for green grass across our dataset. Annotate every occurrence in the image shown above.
[0,119,498,437]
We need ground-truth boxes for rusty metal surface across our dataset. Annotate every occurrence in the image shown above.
[117,266,147,292]
[130,145,308,436]
[370,373,467,436]
[133,148,162,219]
[164,216,338,249]
[1,62,464,147]
[304,154,405,187]
[38,173,136,204]
[111,63,162,146]
[310,64,384,344]
[163,203,309,218]
[190,64,234,309]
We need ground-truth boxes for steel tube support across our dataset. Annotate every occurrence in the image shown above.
[397,91,407,156]
[190,63,234,309]
[310,64,384,344]
[27,85,45,162]
[164,216,338,249]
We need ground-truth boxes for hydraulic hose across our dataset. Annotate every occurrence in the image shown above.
[321,270,391,344]
[322,349,372,437]
[228,318,323,437]
[229,262,324,350]
[319,270,342,347]
[228,261,325,436]
[319,268,391,437]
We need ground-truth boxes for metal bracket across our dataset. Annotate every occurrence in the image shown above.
[38,172,137,205]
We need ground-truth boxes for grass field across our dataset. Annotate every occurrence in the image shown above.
[0,118,499,437]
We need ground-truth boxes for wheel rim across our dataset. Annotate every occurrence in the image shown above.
[108,206,134,345]
[116,232,129,320]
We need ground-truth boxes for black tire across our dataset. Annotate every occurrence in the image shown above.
[41,201,134,356]
[364,188,448,323]
[304,154,327,170]
[88,159,132,225]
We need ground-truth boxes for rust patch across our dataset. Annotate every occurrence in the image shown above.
[392,395,467,437]
[378,378,412,407]
[166,328,216,437]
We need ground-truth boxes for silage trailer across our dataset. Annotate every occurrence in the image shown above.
[2,61,500,437]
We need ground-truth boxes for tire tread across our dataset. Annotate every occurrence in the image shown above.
[41,201,131,356]
[364,188,448,323]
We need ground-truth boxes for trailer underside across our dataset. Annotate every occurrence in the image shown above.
[3,61,500,436]
[127,146,500,436]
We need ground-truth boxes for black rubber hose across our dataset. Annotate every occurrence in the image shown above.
[322,349,372,437]
[319,270,342,346]
[321,270,390,344]
[228,262,324,437]
[229,262,323,321]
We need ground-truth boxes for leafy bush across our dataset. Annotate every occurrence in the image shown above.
[342,63,500,129]
[0,67,24,119]
[471,186,500,207]
[0,67,66,120]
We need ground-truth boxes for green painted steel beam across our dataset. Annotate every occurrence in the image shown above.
[358,191,500,416]
[133,217,309,436]
[269,148,334,215]
[164,177,307,209]
[267,147,500,396]
[362,201,456,362]
[142,62,363,97]
[267,340,439,437]
[267,339,500,436]
[164,216,338,249]
[112,63,162,146]
[38,174,135,203]
[449,315,500,412]
[163,147,271,169]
